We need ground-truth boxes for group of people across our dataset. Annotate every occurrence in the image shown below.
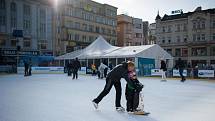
[66,58,81,79]
[24,60,32,76]
[91,62,113,79]
[92,61,144,113]
[160,58,186,82]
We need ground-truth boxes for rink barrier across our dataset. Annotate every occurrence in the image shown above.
[150,69,215,78]
[17,67,87,74]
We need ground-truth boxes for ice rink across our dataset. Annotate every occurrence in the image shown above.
[0,74,215,121]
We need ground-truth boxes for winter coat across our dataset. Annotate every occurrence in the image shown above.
[73,60,81,70]
[160,61,167,71]
[98,63,108,73]
[107,62,134,87]
[175,59,185,69]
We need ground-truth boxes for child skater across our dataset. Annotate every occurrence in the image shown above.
[125,71,144,113]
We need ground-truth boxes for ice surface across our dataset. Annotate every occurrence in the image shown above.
[0,74,215,121]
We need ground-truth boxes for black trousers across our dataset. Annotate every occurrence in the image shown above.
[93,77,122,107]
[125,88,139,111]
[73,69,78,79]
[179,68,185,80]
[104,68,108,78]
[24,67,28,76]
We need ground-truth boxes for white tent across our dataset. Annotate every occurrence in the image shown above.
[55,35,173,75]
[55,36,119,60]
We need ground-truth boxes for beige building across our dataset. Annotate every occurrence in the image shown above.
[54,0,117,55]
[117,14,147,46]
[155,7,215,68]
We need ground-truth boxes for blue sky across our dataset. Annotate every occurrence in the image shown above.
[94,0,215,23]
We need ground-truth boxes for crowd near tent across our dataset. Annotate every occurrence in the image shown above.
[55,36,173,76]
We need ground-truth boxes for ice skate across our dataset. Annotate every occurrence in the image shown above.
[92,100,98,109]
[116,106,125,112]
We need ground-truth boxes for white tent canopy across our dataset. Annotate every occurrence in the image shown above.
[55,35,173,61]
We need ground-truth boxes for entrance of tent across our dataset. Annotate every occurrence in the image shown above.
[137,58,155,76]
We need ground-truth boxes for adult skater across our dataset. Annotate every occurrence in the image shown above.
[92,61,135,111]
[160,59,167,81]
[24,60,28,76]
[98,62,107,79]
[73,58,81,79]
[175,58,186,82]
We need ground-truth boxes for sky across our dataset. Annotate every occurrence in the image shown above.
[93,0,215,24]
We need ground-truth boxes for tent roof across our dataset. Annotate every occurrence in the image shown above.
[55,36,173,60]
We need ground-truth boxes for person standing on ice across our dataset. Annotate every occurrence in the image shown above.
[73,58,81,79]
[175,58,186,82]
[92,61,135,111]
[125,71,143,112]
[98,62,108,79]
[160,59,167,81]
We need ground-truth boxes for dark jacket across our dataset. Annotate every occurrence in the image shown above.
[175,59,185,69]
[73,60,81,70]
[126,79,143,93]
[107,62,133,86]
[160,60,167,71]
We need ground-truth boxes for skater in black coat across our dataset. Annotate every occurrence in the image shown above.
[92,61,136,111]
[160,60,167,81]
[72,58,81,79]
[125,71,143,112]
[175,58,186,82]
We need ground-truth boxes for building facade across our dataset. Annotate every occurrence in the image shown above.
[0,0,53,65]
[155,7,215,68]
[117,14,147,46]
[55,0,117,55]
[148,23,156,44]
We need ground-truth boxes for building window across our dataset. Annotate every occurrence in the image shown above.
[182,48,188,57]
[197,34,201,41]
[201,34,205,41]
[23,40,31,48]
[175,48,181,57]
[193,22,196,29]
[82,24,87,31]
[192,47,207,56]
[11,39,16,47]
[213,33,215,40]
[82,35,87,42]
[135,24,142,29]
[213,20,215,28]
[176,36,180,43]
[184,35,188,42]
[193,34,196,41]
[101,27,105,34]
[168,37,171,43]
[211,46,215,56]
[162,37,165,44]
[75,22,80,29]
[74,34,80,41]
[166,49,172,55]
[162,26,165,33]
[23,4,31,16]
[176,24,180,32]
[197,22,201,29]
[89,36,94,42]
[89,25,94,32]
[0,14,6,26]
[168,25,171,32]
[95,26,100,33]
[201,21,205,29]
[0,0,5,9]
[0,39,6,46]
[183,24,187,31]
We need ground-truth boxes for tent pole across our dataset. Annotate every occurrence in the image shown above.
[116,58,118,65]
[108,58,109,66]
[64,60,65,67]
[87,59,88,67]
